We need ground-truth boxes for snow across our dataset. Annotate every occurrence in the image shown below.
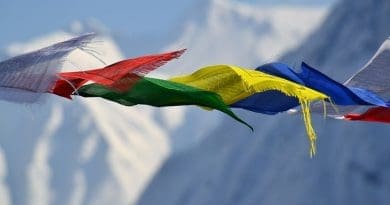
[0,0,329,204]
[137,0,390,204]
[160,0,327,76]
[0,32,173,205]
[153,0,326,152]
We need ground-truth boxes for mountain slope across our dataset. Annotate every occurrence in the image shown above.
[0,32,173,205]
[0,1,330,205]
[282,0,390,81]
[137,0,390,204]
[155,0,327,152]
[160,0,327,76]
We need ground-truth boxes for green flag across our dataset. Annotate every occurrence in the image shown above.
[78,77,253,130]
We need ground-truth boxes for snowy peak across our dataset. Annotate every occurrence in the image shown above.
[4,31,123,68]
[161,0,327,75]
[67,19,111,36]
[0,1,338,205]
[136,0,390,204]
[282,0,390,81]
[0,32,173,205]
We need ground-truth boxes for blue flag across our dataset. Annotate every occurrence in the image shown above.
[232,62,388,114]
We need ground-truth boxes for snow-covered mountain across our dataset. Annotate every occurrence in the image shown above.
[0,32,177,205]
[160,0,327,76]
[0,1,328,205]
[137,0,390,205]
[281,0,390,81]
[158,0,327,151]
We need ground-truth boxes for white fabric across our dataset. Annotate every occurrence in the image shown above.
[305,37,390,116]
[0,33,95,103]
[346,37,390,100]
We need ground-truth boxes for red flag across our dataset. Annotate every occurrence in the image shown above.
[50,49,186,98]
[344,107,390,123]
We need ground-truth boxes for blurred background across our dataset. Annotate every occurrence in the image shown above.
[0,0,389,205]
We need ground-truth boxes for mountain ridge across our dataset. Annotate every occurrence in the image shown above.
[136,0,390,204]
[0,1,331,205]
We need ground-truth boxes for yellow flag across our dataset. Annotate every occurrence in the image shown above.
[171,65,328,156]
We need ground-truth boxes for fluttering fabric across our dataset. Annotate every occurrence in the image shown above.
[2,33,389,156]
[77,76,252,130]
[341,38,390,121]
[51,49,186,98]
[233,62,389,116]
[344,107,390,123]
[0,33,95,103]
[346,37,390,100]
[170,65,328,156]
[232,63,302,114]
[297,63,388,106]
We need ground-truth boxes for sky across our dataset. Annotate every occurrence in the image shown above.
[0,0,335,49]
